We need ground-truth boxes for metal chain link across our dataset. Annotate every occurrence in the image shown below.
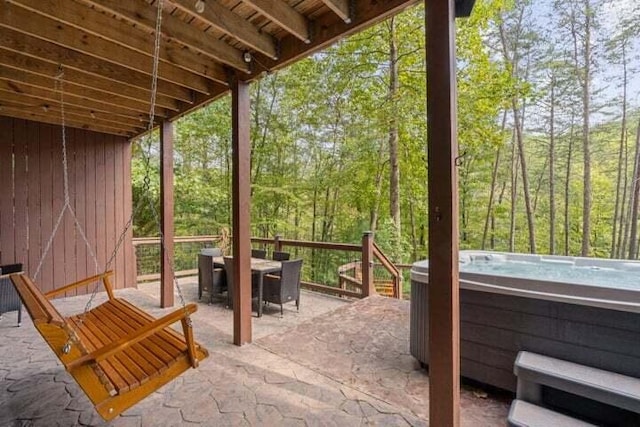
[33,68,100,280]
[101,0,188,311]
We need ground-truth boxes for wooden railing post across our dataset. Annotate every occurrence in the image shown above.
[274,234,282,252]
[361,231,375,297]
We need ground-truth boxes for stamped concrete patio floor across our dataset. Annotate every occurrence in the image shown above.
[0,279,509,426]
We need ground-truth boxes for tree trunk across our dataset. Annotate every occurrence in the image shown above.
[482,146,502,250]
[627,117,640,259]
[569,0,592,256]
[618,134,630,258]
[549,76,556,254]
[482,111,507,250]
[387,17,401,259]
[612,43,628,258]
[509,129,518,252]
[564,118,575,255]
[511,84,536,253]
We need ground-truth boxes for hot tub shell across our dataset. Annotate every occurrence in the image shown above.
[410,251,640,392]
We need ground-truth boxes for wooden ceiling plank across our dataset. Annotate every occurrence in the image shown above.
[80,0,251,73]
[0,100,145,132]
[0,28,194,102]
[0,108,136,136]
[0,91,149,129]
[0,80,150,121]
[1,3,212,93]
[242,0,311,43]
[320,0,351,23]
[0,47,180,111]
[167,0,278,59]
[0,65,164,116]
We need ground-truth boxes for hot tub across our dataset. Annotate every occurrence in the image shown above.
[410,251,640,392]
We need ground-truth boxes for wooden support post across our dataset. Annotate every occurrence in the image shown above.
[231,75,252,346]
[425,0,460,425]
[361,231,375,297]
[160,120,175,308]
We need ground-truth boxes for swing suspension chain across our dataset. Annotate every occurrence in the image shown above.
[94,0,188,313]
[33,69,100,281]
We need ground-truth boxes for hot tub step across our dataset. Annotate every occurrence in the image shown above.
[515,351,640,414]
[508,400,595,427]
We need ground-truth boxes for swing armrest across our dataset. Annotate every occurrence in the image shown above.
[44,271,115,300]
[66,303,198,371]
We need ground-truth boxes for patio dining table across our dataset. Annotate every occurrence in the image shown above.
[211,256,281,317]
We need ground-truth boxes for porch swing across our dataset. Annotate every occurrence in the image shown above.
[4,0,208,421]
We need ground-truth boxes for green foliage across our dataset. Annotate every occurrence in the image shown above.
[130,0,640,262]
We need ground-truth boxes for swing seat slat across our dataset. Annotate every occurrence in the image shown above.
[7,271,209,421]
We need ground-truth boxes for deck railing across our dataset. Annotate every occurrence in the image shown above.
[132,232,402,299]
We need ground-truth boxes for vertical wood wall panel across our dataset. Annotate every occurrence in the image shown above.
[27,122,41,280]
[85,131,97,277]
[52,122,65,294]
[38,124,54,293]
[13,120,28,268]
[0,116,14,265]
[74,129,87,290]
[0,117,134,295]
[104,135,116,287]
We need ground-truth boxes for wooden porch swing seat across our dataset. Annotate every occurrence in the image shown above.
[8,271,208,421]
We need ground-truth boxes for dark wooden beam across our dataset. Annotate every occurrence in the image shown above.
[247,0,421,75]
[242,0,310,43]
[167,0,277,60]
[0,3,213,93]
[426,0,460,425]
[0,28,194,102]
[231,76,252,346]
[321,0,351,23]
[160,120,175,308]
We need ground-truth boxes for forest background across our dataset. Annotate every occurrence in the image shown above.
[133,0,640,265]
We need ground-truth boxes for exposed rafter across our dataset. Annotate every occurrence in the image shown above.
[4,0,224,91]
[0,50,181,111]
[77,0,251,74]
[0,0,432,138]
[321,0,351,23]
[0,66,163,117]
[0,100,145,132]
[0,80,151,122]
[167,0,278,60]
[242,0,311,44]
[0,104,135,136]
[0,29,194,102]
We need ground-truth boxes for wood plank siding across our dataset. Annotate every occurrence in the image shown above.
[0,116,134,295]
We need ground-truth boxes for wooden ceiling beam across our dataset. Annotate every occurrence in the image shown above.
[251,0,420,74]
[320,0,351,23]
[242,0,311,44]
[167,0,278,59]
[0,100,145,132]
[0,29,193,103]
[0,80,151,121]
[0,65,165,117]
[1,3,214,93]
[0,108,136,137]
[0,49,181,111]
[81,0,252,73]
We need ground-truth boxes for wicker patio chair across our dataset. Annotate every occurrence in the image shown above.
[263,259,303,316]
